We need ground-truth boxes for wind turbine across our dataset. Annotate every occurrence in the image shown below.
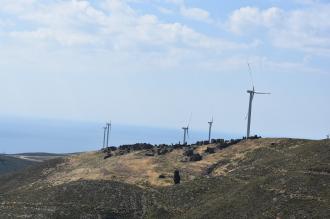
[182,126,189,145]
[106,121,111,147]
[246,87,270,138]
[182,115,191,145]
[208,117,213,143]
[246,63,270,138]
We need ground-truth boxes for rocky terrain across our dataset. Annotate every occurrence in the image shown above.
[0,138,329,218]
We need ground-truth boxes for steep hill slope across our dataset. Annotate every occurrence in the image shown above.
[0,138,329,218]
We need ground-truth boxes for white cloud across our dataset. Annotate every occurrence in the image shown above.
[227,7,283,34]
[271,5,330,55]
[157,7,174,15]
[294,0,320,5]
[0,18,14,28]
[9,28,97,46]
[0,0,37,14]
[1,0,248,52]
[227,4,330,56]
[165,0,184,5]
[165,0,212,22]
[180,6,211,22]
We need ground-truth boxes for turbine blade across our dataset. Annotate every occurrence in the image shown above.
[254,91,271,95]
[188,113,192,127]
[247,62,255,88]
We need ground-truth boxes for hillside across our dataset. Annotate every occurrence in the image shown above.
[0,153,68,176]
[0,155,36,175]
[0,138,329,218]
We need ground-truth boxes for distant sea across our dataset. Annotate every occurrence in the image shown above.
[0,117,239,154]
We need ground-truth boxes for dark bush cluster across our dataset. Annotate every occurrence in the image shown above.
[173,143,188,149]
[182,148,202,162]
[102,147,117,159]
[156,147,170,155]
[144,145,173,156]
[195,139,225,146]
[102,146,117,153]
[189,153,202,161]
[243,135,261,140]
[183,148,194,157]
[217,138,245,150]
[119,143,154,151]
[204,147,215,154]
[101,135,262,159]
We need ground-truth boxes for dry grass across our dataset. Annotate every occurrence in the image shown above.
[45,138,283,187]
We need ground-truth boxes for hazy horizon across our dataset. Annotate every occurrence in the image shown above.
[0,116,325,154]
[0,116,242,154]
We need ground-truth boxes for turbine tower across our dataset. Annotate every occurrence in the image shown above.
[106,121,111,147]
[182,126,189,145]
[208,117,213,143]
[182,114,192,145]
[102,126,107,149]
[246,87,270,138]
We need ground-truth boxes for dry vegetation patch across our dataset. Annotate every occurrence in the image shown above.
[44,138,296,187]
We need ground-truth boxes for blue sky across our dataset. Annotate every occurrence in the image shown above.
[0,0,329,152]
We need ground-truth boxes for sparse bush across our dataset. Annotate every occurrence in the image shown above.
[173,170,180,184]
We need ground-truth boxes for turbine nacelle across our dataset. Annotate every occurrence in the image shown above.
[247,87,270,95]
[208,116,213,125]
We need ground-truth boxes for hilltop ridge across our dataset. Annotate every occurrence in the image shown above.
[0,138,329,218]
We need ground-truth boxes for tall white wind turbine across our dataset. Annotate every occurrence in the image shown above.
[246,63,270,138]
